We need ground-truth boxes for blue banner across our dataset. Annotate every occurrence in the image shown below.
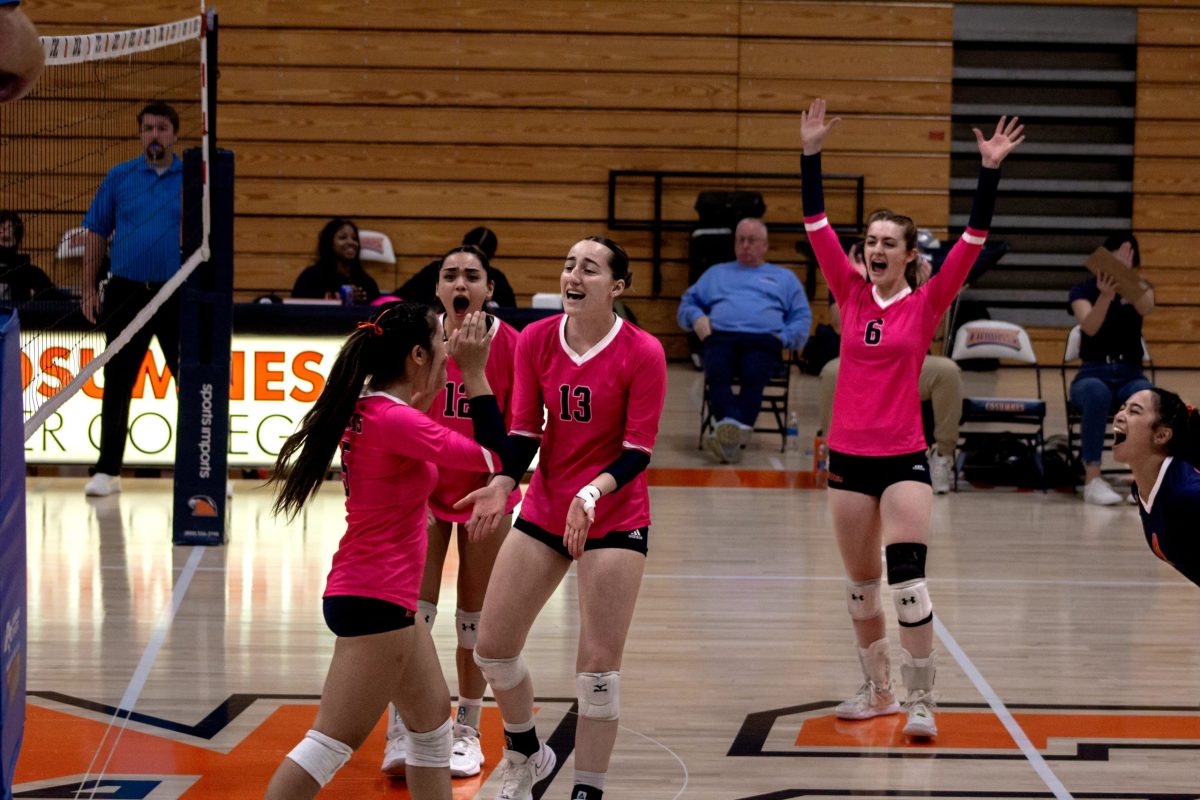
[0,311,27,800]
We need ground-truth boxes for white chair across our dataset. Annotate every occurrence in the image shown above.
[357,230,396,264]
[56,226,88,259]
[950,320,1046,490]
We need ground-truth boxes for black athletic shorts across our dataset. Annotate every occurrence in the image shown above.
[323,595,416,637]
[514,516,649,560]
[826,449,932,498]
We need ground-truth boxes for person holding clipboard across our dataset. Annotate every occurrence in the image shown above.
[1069,233,1156,505]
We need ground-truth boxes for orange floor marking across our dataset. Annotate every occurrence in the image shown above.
[647,467,817,489]
[797,710,1200,751]
[16,702,512,798]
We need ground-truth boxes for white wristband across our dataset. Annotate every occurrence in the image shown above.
[575,484,602,513]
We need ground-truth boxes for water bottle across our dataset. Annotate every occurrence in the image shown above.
[786,411,799,451]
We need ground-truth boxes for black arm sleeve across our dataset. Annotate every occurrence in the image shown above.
[600,448,651,490]
[466,395,509,460]
[967,167,1001,232]
[500,433,541,485]
[800,153,826,216]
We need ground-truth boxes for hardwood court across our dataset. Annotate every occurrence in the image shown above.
[15,365,1200,799]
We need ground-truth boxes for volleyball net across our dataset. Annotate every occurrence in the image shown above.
[0,15,212,441]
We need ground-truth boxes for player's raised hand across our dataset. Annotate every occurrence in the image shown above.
[800,98,841,156]
[448,310,494,376]
[973,115,1025,169]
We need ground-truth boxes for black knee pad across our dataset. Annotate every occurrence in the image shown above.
[885,542,928,585]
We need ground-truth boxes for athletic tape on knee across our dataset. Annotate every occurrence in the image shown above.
[845,579,882,621]
[405,717,453,769]
[892,579,933,627]
[455,608,481,650]
[474,652,529,691]
[417,600,438,629]
[576,671,620,721]
[285,729,353,787]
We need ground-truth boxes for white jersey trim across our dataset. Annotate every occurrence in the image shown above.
[512,429,543,440]
[871,284,913,310]
[480,447,496,474]
[361,389,410,406]
[558,314,624,366]
[623,441,653,455]
[1138,455,1173,512]
[804,218,830,232]
[962,231,987,246]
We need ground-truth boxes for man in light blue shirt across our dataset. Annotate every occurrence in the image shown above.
[80,102,184,496]
[0,0,43,103]
[678,217,811,462]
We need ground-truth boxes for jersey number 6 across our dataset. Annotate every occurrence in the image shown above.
[558,384,593,423]
[864,318,884,346]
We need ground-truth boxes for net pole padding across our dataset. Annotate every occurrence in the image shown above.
[0,312,28,800]
[21,247,206,440]
[172,146,233,547]
[199,9,212,261]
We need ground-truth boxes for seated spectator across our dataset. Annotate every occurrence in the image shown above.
[0,210,56,304]
[395,226,517,309]
[291,217,380,304]
[818,240,962,493]
[1069,233,1154,506]
[678,217,812,462]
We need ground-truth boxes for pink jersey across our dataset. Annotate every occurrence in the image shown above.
[325,391,498,609]
[805,213,987,456]
[510,314,666,537]
[426,317,522,522]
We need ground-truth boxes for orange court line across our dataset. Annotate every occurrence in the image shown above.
[646,467,818,489]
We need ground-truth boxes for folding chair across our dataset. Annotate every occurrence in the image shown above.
[1060,324,1154,477]
[950,320,1046,490]
[698,351,794,453]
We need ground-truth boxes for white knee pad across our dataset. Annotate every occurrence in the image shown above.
[892,579,933,627]
[286,729,353,787]
[474,653,529,691]
[455,608,480,650]
[846,579,882,621]
[417,600,438,629]
[576,671,620,721]
[405,717,453,768]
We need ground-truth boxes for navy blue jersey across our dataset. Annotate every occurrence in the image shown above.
[1132,457,1200,587]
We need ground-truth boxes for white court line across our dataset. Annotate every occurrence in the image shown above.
[640,572,1180,589]
[934,615,1074,800]
[767,456,786,471]
[76,546,206,800]
[617,721,689,800]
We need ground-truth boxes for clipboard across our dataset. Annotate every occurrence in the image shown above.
[1083,246,1150,302]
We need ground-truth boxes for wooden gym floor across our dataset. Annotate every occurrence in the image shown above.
[14,365,1200,799]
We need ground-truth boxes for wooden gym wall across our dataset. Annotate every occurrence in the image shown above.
[31,1,1200,364]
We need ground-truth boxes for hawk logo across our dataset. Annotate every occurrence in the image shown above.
[16,692,582,799]
[186,495,218,517]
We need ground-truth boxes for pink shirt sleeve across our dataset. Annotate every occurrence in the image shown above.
[379,402,499,474]
[804,215,861,307]
[921,228,987,318]
[622,334,667,454]
[508,326,545,440]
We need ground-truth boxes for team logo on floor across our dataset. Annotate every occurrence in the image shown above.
[731,699,1200,759]
[15,692,580,799]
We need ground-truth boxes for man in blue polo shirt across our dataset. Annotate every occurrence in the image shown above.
[678,217,812,462]
[0,0,43,103]
[81,101,184,496]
